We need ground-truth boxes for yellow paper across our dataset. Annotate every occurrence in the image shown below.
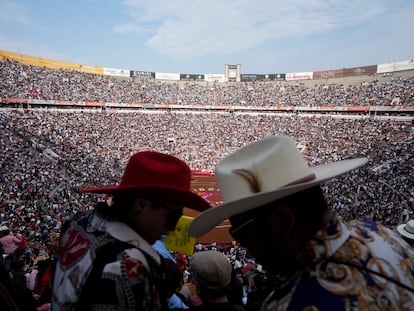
[164,215,196,256]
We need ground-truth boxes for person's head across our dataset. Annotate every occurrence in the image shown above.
[96,193,186,245]
[228,185,328,275]
[397,220,414,246]
[189,135,368,276]
[81,151,211,244]
[189,250,232,302]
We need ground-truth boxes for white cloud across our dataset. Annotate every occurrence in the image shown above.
[118,0,387,60]
[112,23,151,34]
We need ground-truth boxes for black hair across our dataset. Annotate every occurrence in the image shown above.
[95,193,137,224]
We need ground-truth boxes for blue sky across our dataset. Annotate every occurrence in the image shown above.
[1,0,413,74]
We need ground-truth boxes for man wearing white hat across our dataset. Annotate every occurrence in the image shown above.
[397,220,414,246]
[189,135,414,311]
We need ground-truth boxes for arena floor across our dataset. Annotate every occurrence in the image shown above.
[184,174,233,245]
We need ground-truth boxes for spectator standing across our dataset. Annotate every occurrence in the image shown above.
[52,151,210,310]
[189,135,414,310]
[26,262,38,292]
[33,258,54,308]
[0,226,21,256]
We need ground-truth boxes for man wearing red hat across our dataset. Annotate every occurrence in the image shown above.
[52,151,210,310]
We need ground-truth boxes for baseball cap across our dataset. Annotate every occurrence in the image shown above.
[189,250,232,290]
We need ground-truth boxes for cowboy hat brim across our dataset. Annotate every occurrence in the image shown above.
[81,185,211,212]
[188,157,368,237]
[397,223,414,240]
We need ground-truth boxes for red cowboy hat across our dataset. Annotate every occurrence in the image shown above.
[81,151,211,212]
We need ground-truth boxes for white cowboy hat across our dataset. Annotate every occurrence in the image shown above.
[188,135,368,237]
[0,225,9,232]
[397,220,414,240]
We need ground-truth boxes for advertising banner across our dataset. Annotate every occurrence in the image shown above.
[240,73,286,81]
[131,71,155,79]
[104,67,130,77]
[204,74,225,82]
[155,72,180,81]
[180,74,205,81]
[274,73,286,81]
[240,74,263,81]
[378,60,414,73]
[286,72,313,81]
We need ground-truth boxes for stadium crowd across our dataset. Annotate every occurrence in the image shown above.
[1,58,414,107]
[0,57,413,309]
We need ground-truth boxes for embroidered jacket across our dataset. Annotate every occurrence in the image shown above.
[262,215,414,311]
[52,210,168,311]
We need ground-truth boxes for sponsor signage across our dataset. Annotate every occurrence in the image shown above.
[240,73,286,81]
[131,71,155,79]
[240,74,263,81]
[155,72,180,81]
[205,74,225,82]
[180,74,205,81]
[286,72,313,81]
[274,73,286,81]
[104,67,130,77]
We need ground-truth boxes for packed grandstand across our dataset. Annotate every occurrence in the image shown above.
[0,50,413,244]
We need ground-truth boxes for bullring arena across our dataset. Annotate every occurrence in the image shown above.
[189,173,231,244]
[1,50,413,247]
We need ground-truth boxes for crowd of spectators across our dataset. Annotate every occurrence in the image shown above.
[0,57,413,309]
[1,109,412,234]
[1,58,413,107]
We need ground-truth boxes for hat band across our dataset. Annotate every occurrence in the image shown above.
[283,173,316,187]
[404,226,414,234]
